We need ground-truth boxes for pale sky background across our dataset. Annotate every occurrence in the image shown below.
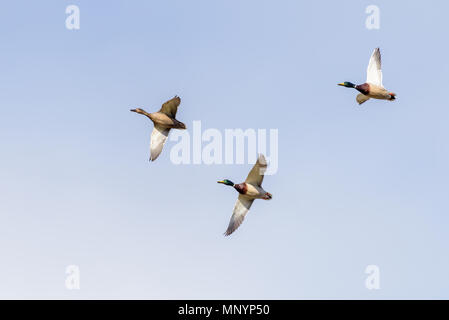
[0,0,448,299]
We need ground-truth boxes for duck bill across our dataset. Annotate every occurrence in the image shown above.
[338,83,345,86]
[217,180,225,184]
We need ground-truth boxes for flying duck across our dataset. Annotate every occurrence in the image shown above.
[338,48,396,105]
[217,154,272,236]
[130,96,186,161]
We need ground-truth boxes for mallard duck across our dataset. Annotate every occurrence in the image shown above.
[130,96,186,161]
[217,154,272,236]
[338,48,396,105]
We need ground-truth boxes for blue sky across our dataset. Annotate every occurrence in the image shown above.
[0,0,448,299]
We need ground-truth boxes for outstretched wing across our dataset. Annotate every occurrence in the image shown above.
[356,93,370,105]
[245,154,267,187]
[224,195,254,236]
[150,125,170,161]
[159,96,181,118]
[366,48,383,87]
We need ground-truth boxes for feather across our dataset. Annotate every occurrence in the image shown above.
[224,195,254,236]
[366,48,383,87]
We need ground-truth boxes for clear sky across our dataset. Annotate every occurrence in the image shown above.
[0,0,448,299]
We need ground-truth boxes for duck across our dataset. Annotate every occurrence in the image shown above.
[217,154,272,236]
[130,96,186,161]
[338,48,396,105]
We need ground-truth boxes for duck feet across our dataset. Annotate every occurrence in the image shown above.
[263,193,272,200]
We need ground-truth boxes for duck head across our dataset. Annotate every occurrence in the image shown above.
[130,108,146,114]
[338,82,356,88]
[130,108,153,119]
[217,179,235,186]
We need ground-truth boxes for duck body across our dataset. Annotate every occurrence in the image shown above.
[234,182,272,200]
[355,83,396,101]
[148,111,186,129]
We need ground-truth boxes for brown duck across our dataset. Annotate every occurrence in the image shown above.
[131,96,186,161]
[339,48,396,105]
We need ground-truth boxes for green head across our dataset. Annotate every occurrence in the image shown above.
[338,82,356,88]
[217,179,234,186]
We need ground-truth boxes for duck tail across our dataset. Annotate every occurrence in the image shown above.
[389,93,396,100]
[175,120,187,129]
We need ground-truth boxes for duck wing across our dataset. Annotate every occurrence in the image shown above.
[356,93,370,105]
[366,48,383,87]
[245,154,267,187]
[159,96,181,118]
[150,125,170,161]
[224,195,254,236]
